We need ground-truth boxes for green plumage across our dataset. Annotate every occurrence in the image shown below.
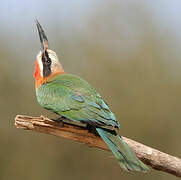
[36,74,149,172]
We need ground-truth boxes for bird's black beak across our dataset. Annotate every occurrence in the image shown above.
[35,19,49,51]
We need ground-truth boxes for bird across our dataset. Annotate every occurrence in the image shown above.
[34,20,149,172]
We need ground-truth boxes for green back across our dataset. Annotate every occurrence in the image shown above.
[36,74,119,129]
[36,74,149,172]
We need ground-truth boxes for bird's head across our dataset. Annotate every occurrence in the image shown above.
[34,20,65,88]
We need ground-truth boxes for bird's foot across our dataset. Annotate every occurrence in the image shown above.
[87,124,99,136]
[52,117,65,127]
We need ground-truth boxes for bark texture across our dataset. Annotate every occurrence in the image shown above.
[15,115,181,178]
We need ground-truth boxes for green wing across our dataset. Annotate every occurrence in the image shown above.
[37,74,119,129]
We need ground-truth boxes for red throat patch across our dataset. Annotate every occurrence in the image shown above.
[34,59,65,89]
[34,60,43,89]
[34,60,40,80]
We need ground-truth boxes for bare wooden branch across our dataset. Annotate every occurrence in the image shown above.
[15,115,181,178]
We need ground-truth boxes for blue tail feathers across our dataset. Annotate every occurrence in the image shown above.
[96,128,149,172]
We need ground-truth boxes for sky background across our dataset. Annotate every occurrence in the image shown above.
[0,1,181,180]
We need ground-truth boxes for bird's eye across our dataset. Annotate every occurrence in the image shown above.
[46,59,51,64]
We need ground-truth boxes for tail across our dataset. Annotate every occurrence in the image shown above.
[96,128,149,172]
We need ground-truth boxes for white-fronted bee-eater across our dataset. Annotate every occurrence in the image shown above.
[34,20,149,172]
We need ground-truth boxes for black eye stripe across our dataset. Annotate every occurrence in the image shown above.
[42,51,52,77]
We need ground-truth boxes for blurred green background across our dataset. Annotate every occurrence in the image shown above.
[0,0,180,180]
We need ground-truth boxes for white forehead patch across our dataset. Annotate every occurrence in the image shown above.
[36,49,63,77]
[47,49,63,72]
[47,49,60,64]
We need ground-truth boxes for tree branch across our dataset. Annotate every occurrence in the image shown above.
[15,115,181,178]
